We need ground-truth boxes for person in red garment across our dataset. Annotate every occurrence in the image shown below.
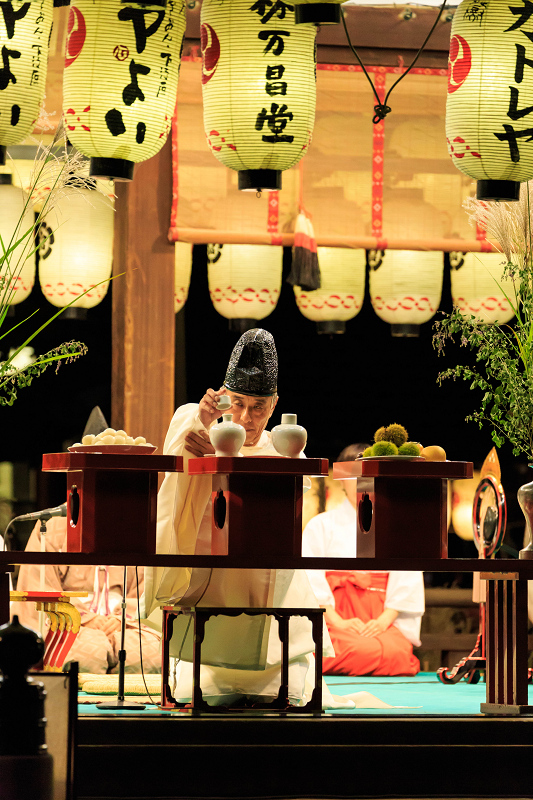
[302,443,424,677]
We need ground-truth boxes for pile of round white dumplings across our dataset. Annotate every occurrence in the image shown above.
[71,428,154,448]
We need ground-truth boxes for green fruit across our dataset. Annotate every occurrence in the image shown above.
[398,442,421,456]
[385,424,408,447]
[363,446,373,458]
[372,441,399,456]
[374,426,388,443]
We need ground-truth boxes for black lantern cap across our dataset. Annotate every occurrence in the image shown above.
[317,320,345,334]
[391,323,419,337]
[477,180,520,202]
[121,0,167,4]
[228,318,259,335]
[0,146,5,167]
[0,174,12,185]
[238,170,281,192]
[295,3,341,24]
[53,0,71,6]
[224,328,277,397]
[90,157,134,182]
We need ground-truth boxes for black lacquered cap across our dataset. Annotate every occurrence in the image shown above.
[238,170,281,192]
[90,157,134,182]
[295,2,341,24]
[224,328,277,397]
[476,180,520,202]
[391,323,419,338]
[317,319,345,334]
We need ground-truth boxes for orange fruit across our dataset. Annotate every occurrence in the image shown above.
[420,445,447,461]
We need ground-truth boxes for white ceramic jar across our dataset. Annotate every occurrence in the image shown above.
[209,414,246,456]
[271,414,307,457]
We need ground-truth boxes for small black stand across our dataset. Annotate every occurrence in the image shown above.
[96,567,145,711]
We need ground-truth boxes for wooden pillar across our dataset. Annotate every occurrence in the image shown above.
[111,139,175,451]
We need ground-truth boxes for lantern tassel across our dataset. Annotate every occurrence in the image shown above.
[287,213,321,291]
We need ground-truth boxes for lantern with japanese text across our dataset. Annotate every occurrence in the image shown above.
[38,183,114,312]
[62,0,186,182]
[294,247,366,334]
[450,251,517,323]
[0,0,53,166]
[293,1,344,25]
[201,0,317,192]
[0,175,36,304]
[175,241,192,313]
[446,0,533,201]
[207,243,282,333]
[369,250,444,336]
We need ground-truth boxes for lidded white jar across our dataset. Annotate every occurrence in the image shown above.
[209,414,246,457]
[271,414,307,457]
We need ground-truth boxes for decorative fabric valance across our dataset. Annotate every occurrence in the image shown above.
[170,59,493,253]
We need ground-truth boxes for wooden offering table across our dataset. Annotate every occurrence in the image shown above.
[188,456,329,558]
[333,458,473,558]
[42,452,183,555]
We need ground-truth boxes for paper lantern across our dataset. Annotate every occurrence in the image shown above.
[0,174,36,305]
[450,251,517,323]
[446,0,533,201]
[294,247,366,334]
[369,249,444,336]
[175,242,192,313]
[293,1,344,24]
[201,0,317,192]
[38,184,114,311]
[62,0,186,181]
[207,243,282,333]
[0,0,53,166]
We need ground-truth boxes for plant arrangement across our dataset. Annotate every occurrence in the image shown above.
[433,184,533,461]
[0,127,103,406]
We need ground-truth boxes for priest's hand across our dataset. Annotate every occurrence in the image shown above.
[185,429,215,457]
[198,386,231,430]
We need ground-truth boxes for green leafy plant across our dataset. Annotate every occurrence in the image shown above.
[0,128,105,406]
[433,184,533,460]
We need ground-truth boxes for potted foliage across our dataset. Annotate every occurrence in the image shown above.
[433,185,533,558]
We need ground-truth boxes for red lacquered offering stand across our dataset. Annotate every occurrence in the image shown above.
[188,456,329,558]
[42,452,183,555]
[333,457,473,559]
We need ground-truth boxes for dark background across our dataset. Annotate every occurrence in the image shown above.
[1,246,528,564]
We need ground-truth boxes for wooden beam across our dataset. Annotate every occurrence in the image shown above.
[111,139,175,452]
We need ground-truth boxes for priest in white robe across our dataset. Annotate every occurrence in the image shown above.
[142,329,335,707]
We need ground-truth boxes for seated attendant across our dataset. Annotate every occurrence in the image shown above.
[302,443,425,677]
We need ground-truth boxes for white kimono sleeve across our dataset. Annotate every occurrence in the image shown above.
[301,514,335,607]
[385,571,425,647]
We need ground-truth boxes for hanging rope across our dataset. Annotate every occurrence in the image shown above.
[341,0,450,124]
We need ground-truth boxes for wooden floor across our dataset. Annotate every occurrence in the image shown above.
[76,712,533,800]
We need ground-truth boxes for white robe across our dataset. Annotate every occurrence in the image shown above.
[302,498,425,647]
[142,403,334,704]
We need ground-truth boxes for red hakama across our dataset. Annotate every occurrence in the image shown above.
[323,571,420,677]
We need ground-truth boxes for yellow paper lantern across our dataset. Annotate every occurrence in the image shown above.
[0,0,53,165]
[294,247,366,334]
[293,1,344,24]
[38,183,114,310]
[0,175,36,305]
[446,0,533,201]
[207,243,282,332]
[175,241,192,313]
[62,0,186,181]
[450,251,517,324]
[369,249,444,336]
[201,0,316,192]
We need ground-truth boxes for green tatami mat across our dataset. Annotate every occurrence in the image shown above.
[324,671,533,715]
